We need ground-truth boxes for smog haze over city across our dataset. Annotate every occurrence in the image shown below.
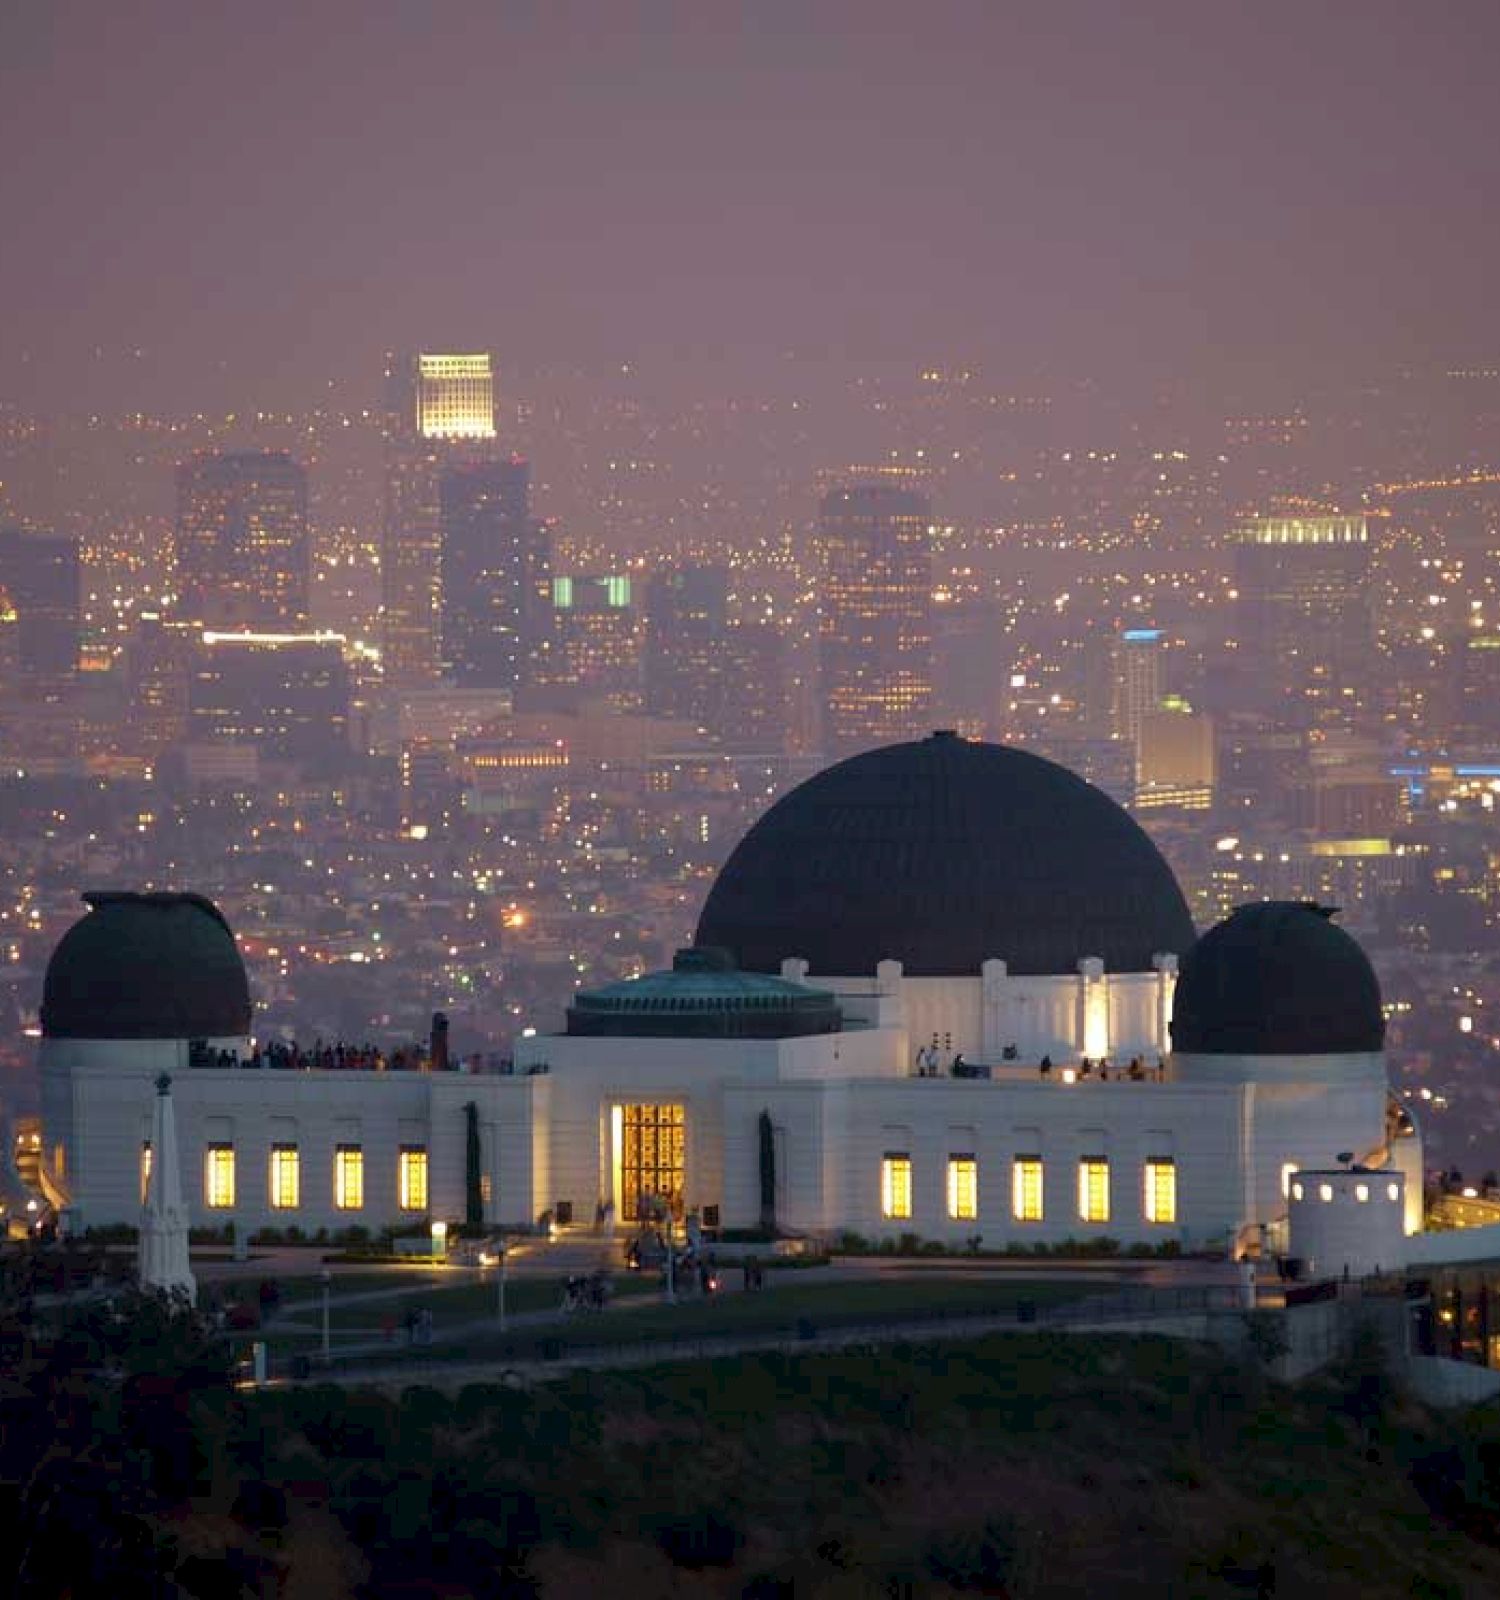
[4,1,1500,1161]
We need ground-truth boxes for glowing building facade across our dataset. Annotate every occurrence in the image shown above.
[818,482,933,756]
[381,352,499,687]
[1233,514,1374,730]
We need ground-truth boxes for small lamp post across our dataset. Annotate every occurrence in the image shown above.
[319,1267,331,1362]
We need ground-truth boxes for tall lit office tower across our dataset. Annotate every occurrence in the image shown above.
[0,527,81,683]
[1233,514,1374,730]
[439,457,550,688]
[817,482,933,756]
[644,566,729,726]
[381,352,498,687]
[1111,628,1165,744]
[550,574,640,709]
[173,452,310,630]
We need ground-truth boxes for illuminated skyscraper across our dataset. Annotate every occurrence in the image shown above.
[1233,514,1374,730]
[817,482,933,755]
[551,574,640,709]
[414,354,497,443]
[173,452,309,630]
[439,457,551,688]
[0,526,81,683]
[381,352,498,687]
[1112,627,1165,744]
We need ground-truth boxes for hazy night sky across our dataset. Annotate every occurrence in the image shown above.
[3,1,1498,410]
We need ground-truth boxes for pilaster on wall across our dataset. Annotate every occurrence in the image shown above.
[1152,952,1179,1057]
[981,958,1007,1059]
[1077,957,1109,1060]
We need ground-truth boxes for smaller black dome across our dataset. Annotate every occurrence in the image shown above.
[41,891,253,1041]
[1171,902,1384,1056]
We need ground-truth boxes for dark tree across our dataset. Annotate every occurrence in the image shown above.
[758,1110,776,1235]
[465,1101,484,1230]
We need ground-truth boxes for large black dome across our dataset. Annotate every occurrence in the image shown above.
[695,733,1195,977]
[1171,902,1385,1056]
[41,891,253,1040]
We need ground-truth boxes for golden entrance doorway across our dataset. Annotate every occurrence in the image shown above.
[613,1103,685,1222]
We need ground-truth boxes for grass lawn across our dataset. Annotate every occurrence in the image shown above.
[358,1273,1091,1366]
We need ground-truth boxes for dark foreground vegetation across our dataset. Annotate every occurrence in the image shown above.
[8,1286,1500,1596]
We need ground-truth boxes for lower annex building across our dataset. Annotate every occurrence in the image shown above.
[37,732,1423,1253]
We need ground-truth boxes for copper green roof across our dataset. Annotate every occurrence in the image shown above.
[566,947,842,1039]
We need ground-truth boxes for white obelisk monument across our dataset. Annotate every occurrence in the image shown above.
[138,1073,197,1303]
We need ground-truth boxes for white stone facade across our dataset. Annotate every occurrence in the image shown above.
[43,960,1403,1255]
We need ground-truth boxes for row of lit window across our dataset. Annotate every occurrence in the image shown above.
[1291,1178,1401,1205]
[145,1143,428,1211]
[880,1153,1177,1225]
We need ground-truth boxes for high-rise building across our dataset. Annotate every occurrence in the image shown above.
[720,622,789,753]
[413,354,497,443]
[381,352,498,687]
[189,631,351,767]
[173,452,310,630]
[0,527,80,683]
[1135,706,1215,811]
[817,482,933,756]
[127,612,195,757]
[440,457,551,688]
[644,566,729,726]
[550,574,640,710]
[1233,514,1374,730]
[1112,628,1165,744]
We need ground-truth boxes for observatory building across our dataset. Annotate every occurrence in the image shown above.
[37,734,1420,1253]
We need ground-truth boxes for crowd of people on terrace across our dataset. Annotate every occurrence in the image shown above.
[912,1039,1167,1081]
[189,1039,432,1073]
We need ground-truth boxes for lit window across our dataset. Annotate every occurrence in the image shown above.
[1355,1183,1370,1203]
[270,1145,300,1210]
[1387,1182,1400,1203]
[140,1141,152,1205]
[205,1143,235,1209]
[335,1145,364,1211]
[881,1153,912,1220]
[400,1146,429,1212]
[1078,1157,1110,1223]
[1013,1156,1044,1222]
[1144,1158,1175,1224]
[1281,1161,1300,1199]
[1319,1183,1334,1203]
[947,1155,978,1220]
[1291,1181,1304,1201]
